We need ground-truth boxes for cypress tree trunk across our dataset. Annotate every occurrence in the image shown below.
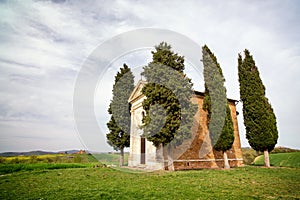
[264,150,270,167]
[120,148,124,167]
[167,145,174,171]
[223,151,230,169]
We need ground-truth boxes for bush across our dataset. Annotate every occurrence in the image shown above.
[55,156,62,163]
[29,155,38,164]
[242,152,257,165]
[0,156,5,164]
[46,157,55,163]
[73,155,82,163]
[10,157,20,164]
[242,148,262,165]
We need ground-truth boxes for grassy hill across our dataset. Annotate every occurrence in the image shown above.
[0,152,300,199]
[254,152,300,167]
[242,147,300,165]
[0,166,299,199]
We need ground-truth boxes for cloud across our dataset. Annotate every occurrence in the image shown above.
[0,0,299,152]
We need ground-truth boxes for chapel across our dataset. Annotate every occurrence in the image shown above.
[128,80,244,170]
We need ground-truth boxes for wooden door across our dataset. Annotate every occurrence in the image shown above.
[141,137,145,164]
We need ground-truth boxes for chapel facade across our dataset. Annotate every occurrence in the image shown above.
[128,80,244,170]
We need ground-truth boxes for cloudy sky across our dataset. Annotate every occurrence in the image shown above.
[0,0,299,152]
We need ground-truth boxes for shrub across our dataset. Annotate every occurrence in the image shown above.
[11,157,20,164]
[73,155,82,163]
[29,155,38,164]
[0,156,5,164]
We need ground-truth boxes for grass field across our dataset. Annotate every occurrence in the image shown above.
[0,166,299,199]
[0,163,103,175]
[1,152,299,199]
[254,152,300,167]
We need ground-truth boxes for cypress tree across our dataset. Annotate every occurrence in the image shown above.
[106,64,135,166]
[202,45,234,169]
[238,49,278,167]
[141,42,197,171]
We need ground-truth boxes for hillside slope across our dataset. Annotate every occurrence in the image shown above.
[254,152,300,167]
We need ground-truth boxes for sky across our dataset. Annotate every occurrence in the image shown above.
[0,0,299,152]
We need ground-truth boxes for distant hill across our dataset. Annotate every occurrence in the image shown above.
[242,146,300,152]
[0,150,88,157]
[271,146,300,153]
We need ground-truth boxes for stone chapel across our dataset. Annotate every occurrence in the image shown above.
[128,80,244,170]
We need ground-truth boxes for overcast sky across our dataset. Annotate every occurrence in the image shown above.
[0,0,299,152]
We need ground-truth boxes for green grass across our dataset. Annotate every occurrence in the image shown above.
[254,152,300,167]
[0,163,102,175]
[0,166,299,199]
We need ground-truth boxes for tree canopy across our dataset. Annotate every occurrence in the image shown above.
[202,45,234,153]
[106,64,135,151]
[238,49,278,152]
[141,42,197,148]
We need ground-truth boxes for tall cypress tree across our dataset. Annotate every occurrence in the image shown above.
[238,49,278,167]
[141,42,197,171]
[106,64,134,166]
[202,45,234,169]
